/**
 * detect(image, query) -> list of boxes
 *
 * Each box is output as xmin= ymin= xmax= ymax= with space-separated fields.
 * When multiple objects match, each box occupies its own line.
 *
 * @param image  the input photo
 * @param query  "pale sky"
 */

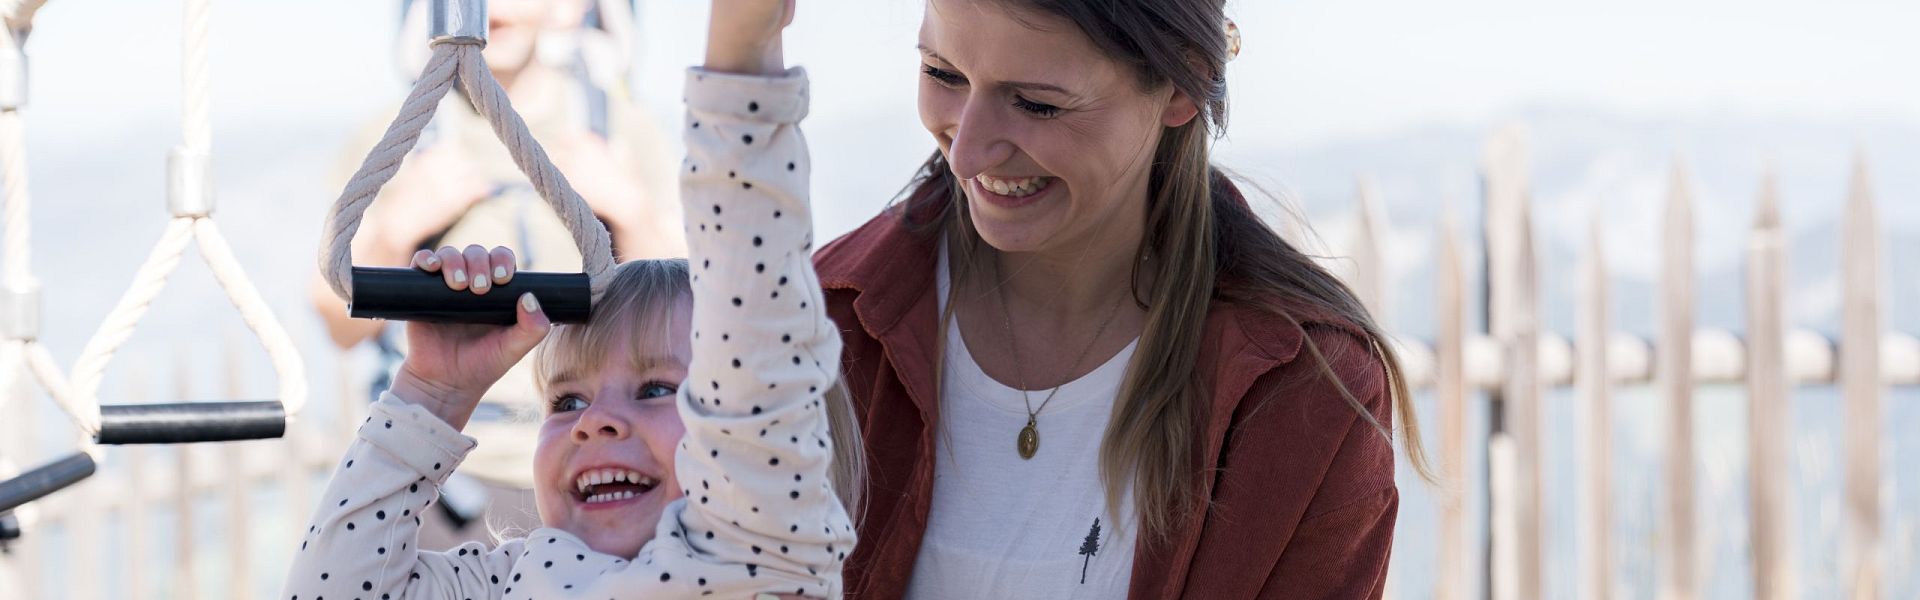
xmin=17 ymin=0 xmax=1919 ymax=147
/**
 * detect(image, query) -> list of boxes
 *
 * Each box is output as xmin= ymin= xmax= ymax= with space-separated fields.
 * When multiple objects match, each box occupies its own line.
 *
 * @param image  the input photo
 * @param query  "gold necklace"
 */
xmin=997 ymin=266 xmax=1128 ymax=460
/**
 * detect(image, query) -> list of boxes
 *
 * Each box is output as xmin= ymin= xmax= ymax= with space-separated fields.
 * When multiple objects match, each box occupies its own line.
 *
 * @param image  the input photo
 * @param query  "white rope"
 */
xmin=65 ymin=0 xmax=310 ymax=416
xmin=1 ymin=111 xmax=29 ymax=286
xmin=65 ymin=218 xmax=194 ymax=419
xmin=0 ymin=5 xmax=82 ymax=434
xmin=319 ymin=41 xmax=615 ymax=304
xmin=181 ymin=0 xmax=208 ymax=152
xmin=193 ymin=219 xmax=307 ymax=414
xmin=11 ymin=0 xmax=309 ymax=430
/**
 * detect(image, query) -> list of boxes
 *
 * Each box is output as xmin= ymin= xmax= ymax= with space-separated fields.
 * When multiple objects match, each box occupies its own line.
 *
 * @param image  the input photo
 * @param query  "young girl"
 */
xmin=283 ymin=3 xmax=855 ymax=596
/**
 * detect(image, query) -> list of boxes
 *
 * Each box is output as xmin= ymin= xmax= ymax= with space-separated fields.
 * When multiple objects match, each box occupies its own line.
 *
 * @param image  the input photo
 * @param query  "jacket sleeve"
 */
xmin=1256 ymin=325 xmax=1398 ymax=598
xmin=1188 ymin=323 xmax=1398 ymax=599
xmin=1260 ymin=487 xmax=1398 ymax=599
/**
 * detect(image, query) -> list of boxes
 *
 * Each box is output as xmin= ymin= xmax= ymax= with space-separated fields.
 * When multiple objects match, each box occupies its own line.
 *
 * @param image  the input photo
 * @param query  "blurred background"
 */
xmin=0 ymin=0 xmax=1914 ymax=598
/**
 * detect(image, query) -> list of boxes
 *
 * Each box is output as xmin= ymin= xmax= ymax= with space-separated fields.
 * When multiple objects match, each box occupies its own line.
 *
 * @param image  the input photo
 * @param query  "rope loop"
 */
xmin=319 ymin=43 xmax=614 ymax=306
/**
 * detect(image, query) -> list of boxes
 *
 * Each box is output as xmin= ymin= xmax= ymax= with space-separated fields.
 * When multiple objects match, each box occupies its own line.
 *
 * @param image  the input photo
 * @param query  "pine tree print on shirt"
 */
xmin=1079 ymin=517 xmax=1101 ymax=584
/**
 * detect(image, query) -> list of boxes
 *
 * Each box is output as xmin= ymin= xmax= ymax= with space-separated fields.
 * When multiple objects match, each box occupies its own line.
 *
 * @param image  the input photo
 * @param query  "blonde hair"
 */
xmin=532 ymin=259 xmax=866 ymax=519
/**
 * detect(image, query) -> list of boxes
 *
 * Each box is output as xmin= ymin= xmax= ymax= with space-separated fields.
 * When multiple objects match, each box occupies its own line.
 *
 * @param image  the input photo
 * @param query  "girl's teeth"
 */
xmin=584 ymin=490 xmax=637 ymax=504
xmin=576 ymin=468 xmax=655 ymax=495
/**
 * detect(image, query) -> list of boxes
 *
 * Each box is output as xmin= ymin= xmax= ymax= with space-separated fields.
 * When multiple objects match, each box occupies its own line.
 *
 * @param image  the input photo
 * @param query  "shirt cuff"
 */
xmin=358 ymin=392 xmax=478 ymax=484
xmin=684 ymin=66 xmax=810 ymax=124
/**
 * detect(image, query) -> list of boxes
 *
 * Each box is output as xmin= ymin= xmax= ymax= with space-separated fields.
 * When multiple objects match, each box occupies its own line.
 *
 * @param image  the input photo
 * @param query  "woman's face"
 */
xmin=531 ymin=297 xmax=693 ymax=558
xmin=917 ymin=0 xmax=1197 ymax=255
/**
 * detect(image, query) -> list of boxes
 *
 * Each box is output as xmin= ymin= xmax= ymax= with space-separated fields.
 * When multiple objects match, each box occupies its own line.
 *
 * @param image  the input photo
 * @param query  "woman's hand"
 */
xmin=705 ymin=0 xmax=795 ymax=75
xmin=387 ymin=245 xmax=552 ymax=430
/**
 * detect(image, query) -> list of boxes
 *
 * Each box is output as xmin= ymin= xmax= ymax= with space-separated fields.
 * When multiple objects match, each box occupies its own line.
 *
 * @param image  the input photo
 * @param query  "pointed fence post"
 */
xmin=1482 ymin=129 xmax=1543 ymax=600
xmin=1577 ymin=212 xmax=1613 ymax=600
xmin=1660 ymin=165 xmax=1698 ymax=600
xmin=1435 ymin=206 xmax=1470 ymax=600
xmin=1747 ymin=170 xmax=1795 ymax=600
xmin=1839 ymin=156 xmax=1882 ymax=600
xmin=174 ymin=356 xmax=197 ymax=600
xmin=1353 ymin=178 xmax=1389 ymax=320
xmin=224 ymin=337 xmax=252 ymax=600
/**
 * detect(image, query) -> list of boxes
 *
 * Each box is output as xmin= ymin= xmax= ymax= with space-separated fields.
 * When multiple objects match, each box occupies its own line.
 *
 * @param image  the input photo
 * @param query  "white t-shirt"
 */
xmin=905 ymin=248 xmax=1140 ymax=599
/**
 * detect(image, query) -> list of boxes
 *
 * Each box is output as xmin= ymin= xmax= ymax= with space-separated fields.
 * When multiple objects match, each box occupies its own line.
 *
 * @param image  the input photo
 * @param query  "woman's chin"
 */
xmin=965 ymin=197 xmax=1066 ymax=255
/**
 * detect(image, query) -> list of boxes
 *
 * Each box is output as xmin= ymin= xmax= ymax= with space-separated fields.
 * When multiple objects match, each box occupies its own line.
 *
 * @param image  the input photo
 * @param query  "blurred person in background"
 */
xmin=308 ymin=0 xmax=684 ymax=546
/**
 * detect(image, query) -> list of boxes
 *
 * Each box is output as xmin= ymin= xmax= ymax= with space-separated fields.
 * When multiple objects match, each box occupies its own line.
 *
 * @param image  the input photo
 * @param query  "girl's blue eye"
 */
xmin=638 ymin=383 xmax=677 ymax=400
xmin=549 ymin=394 xmax=589 ymax=413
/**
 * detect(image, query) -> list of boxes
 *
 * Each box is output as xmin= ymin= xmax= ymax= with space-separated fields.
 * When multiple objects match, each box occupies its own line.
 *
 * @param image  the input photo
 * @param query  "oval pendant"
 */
xmin=1017 ymin=418 xmax=1039 ymax=459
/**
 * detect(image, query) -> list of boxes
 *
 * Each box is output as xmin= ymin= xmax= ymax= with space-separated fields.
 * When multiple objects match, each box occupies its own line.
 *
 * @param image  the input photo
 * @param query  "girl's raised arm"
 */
xmin=632 ymin=3 xmax=857 ymax=592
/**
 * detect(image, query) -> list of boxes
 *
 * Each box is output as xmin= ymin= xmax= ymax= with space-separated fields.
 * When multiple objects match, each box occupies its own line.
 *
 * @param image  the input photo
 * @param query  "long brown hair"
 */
xmin=903 ymin=0 xmax=1432 ymax=542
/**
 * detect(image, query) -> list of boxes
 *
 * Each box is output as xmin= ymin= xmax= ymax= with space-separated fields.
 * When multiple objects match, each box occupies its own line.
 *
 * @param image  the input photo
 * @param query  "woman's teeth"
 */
xmin=574 ymin=467 xmax=656 ymax=504
xmin=977 ymin=175 xmax=1049 ymax=197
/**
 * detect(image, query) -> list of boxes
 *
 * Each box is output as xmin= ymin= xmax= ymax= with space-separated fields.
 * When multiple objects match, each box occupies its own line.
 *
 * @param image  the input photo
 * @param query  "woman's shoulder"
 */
xmin=815 ymin=204 xmax=937 ymax=290
xmin=1206 ymin=294 xmax=1391 ymax=435
xmin=1209 ymin=294 xmax=1381 ymax=380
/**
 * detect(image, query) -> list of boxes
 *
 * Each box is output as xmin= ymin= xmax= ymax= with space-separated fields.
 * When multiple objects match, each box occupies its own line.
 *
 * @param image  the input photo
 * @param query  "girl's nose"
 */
xmin=571 ymin=399 xmax=631 ymax=442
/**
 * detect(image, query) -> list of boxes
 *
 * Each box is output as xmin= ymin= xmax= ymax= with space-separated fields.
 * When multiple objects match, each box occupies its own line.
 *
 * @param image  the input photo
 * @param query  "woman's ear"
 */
xmin=1161 ymin=90 xmax=1200 ymax=128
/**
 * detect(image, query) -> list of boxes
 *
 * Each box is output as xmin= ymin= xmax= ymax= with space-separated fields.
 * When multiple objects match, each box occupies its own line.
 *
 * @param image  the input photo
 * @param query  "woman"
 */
xmin=716 ymin=0 xmax=1430 ymax=596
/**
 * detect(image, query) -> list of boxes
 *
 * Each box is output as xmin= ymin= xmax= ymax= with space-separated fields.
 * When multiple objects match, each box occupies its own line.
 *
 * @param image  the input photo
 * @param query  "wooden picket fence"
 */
xmin=1 ymin=131 xmax=1911 ymax=600
xmin=1357 ymin=131 xmax=1914 ymax=600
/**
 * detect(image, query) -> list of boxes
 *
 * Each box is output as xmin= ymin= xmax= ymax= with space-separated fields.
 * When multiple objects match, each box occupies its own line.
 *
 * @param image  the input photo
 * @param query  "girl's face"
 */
xmin=531 ymin=297 xmax=693 ymax=558
xmin=917 ymin=0 xmax=1197 ymax=256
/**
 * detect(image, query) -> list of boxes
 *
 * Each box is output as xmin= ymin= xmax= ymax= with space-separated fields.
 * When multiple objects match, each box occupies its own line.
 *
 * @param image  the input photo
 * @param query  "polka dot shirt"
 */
xmin=281 ymin=67 xmax=854 ymax=599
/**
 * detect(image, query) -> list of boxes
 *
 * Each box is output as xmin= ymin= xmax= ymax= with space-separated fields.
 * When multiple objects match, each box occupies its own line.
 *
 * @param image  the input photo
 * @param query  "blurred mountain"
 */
xmin=1213 ymin=105 xmax=1920 ymax=341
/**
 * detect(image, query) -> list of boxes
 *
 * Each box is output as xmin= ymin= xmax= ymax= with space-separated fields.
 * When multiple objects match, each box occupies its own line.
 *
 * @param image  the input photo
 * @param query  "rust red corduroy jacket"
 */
xmin=815 ymin=203 xmax=1399 ymax=599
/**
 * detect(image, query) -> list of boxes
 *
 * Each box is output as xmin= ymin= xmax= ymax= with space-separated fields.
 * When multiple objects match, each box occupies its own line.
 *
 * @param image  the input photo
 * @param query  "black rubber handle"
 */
xmin=0 ymin=452 xmax=96 ymax=513
xmin=0 ymin=511 xmax=20 ymax=542
xmin=348 ymin=266 xmax=591 ymax=325
xmin=95 ymin=401 xmax=286 ymax=445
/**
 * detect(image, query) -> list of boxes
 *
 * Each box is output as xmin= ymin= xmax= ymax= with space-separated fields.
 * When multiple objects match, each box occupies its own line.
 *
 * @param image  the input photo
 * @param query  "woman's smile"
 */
xmin=970 ymin=173 xmax=1059 ymax=209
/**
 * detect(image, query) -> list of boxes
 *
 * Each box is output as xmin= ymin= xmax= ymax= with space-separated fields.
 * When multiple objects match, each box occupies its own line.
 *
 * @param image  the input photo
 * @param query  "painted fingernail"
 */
xmin=423 ymin=255 xmax=439 ymax=267
xmin=452 ymin=269 xmax=466 ymax=283
xmin=521 ymin=292 xmax=540 ymax=313
xmin=473 ymin=273 xmax=488 ymax=289
xmin=493 ymin=265 xmax=507 ymax=280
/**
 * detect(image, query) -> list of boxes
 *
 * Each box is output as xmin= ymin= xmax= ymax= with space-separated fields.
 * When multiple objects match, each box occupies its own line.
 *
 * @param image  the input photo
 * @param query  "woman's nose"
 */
xmin=944 ymin=94 xmax=1015 ymax=180
xmin=571 ymin=399 xmax=630 ymax=442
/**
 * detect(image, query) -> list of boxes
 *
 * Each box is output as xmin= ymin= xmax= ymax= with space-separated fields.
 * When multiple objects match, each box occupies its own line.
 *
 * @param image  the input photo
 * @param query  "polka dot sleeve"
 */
xmin=633 ymin=65 xmax=856 ymax=596
xmin=282 ymin=394 xmax=531 ymax=600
